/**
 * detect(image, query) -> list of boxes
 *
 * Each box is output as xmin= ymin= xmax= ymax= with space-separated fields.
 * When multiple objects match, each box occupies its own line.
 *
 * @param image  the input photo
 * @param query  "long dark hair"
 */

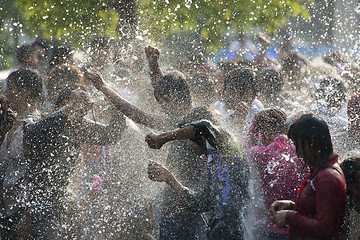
xmin=288 ymin=114 xmax=333 ymax=174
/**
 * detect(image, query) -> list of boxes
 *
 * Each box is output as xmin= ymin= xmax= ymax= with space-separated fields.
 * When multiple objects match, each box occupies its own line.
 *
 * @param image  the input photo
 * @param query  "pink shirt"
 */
xmin=245 ymin=121 xmax=307 ymax=235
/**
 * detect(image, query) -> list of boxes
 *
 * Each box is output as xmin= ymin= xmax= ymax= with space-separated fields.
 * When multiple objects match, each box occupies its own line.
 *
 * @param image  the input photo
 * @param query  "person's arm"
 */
xmin=147 ymin=160 xmax=210 ymax=212
xmin=148 ymin=160 xmax=187 ymax=197
xmin=79 ymin=108 xmax=127 ymax=145
xmin=145 ymin=125 xmax=195 ymax=149
xmin=86 ymin=69 xmax=168 ymax=130
xmin=275 ymin=177 xmax=346 ymax=238
xmin=145 ymin=46 xmax=164 ymax=86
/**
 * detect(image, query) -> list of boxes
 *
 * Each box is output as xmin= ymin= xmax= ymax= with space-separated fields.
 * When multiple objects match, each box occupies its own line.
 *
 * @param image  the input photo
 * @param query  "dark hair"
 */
xmin=16 ymin=44 xmax=32 ymax=65
xmin=315 ymin=77 xmax=346 ymax=109
xmin=187 ymin=73 xmax=215 ymax=106
xmin=6 ymin=69 xmax=43 ymax=100
xmin=341 ymin=157 xmax=360 ymax=187
xmin=48 ymin=44 xmax=73 ymax=70
xmin=256 ymin=108 xmax=289 ymax=135
xmin=224 ymin=67 xmax=257 ymax=98
xmin=55 ymin=85 xmax=87 ymax=109
xmin=282 ymin=52 xmax=301 ymax=72
xmin=288 ymin=114 xmax=333 ymax=171
xmin=47 ymin=64 xmax=85 ymax=102
xmin=256 ymin=67 xmax=284 ymax=98
xmin=33 ymin=38 xmax=50 ymax=50
xmin=218 ymin=61 xmax=238 ymax=77
xmin=153 ymin=73 xmax=192 ymax=105
xmin=182 ymin=106 xmax=216 ymax=124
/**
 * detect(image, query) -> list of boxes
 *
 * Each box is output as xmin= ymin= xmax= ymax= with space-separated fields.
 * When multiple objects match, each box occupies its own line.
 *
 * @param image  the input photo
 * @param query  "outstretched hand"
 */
xmin=86 ymin=68 xmax=106 ymax=90
xmin=147 ymin=160 xmax=172 ymax=183
xmin=145 ymin=46 xmax=160 ymax=63
xmin=145 ymin=132 xmax=165 ymax=149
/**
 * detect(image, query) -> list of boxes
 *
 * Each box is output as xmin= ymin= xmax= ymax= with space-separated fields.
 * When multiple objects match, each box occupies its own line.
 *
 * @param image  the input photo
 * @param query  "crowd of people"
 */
xmin=0 ymin=32 xmax=359 ymax=240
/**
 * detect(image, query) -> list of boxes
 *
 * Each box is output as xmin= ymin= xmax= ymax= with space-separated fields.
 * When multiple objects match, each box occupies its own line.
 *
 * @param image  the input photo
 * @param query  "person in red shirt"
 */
xmin=270 ymin=114 xmax=347 ymax=240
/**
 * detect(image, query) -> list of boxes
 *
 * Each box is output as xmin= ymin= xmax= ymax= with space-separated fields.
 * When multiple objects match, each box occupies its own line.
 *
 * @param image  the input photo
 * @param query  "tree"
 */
xmin=12 ymin=0 xmax=311 ymax=50
xmin=136 ymin=0 xmax=312 ymax=51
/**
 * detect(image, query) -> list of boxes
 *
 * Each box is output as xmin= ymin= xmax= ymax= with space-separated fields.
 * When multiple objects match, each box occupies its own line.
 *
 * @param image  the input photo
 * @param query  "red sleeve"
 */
xmin=286 ymin=176 xmax=346 ymax=239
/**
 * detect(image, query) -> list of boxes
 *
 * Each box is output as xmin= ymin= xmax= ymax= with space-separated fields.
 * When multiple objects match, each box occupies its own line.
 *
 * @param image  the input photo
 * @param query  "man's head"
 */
xmin=89 ymin=36 xmax=112 ymax=67
xmin=5 ymin=69 xmax=43 ymax=109
xmin=340 ymin=157 xmax=360 ymax=212
xmin=153 ymin=72 xmax=192 ymax=116
xmin=48 ymin=43 xmax=73 ymax=70
xmin=55 ymin=86 xmax=93 ymax=121
xmin=222 ymin=67 xmax=257 ymax=109
xmin=47 ymin=64 xmax=85 ymax=103
xmin=256 ymin=67 xmax=284 ymax=99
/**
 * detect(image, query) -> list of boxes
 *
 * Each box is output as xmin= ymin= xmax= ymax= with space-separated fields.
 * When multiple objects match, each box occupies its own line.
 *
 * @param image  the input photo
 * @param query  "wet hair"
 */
xmin=256 ymin=108 xmax=289 ymax=135
xmin=153 ymin=73 xmax=192 ymax=106
xmin=182 ymin=106 xmax=216 ymax=125
xmin=224 ymin=67 xmax=257 ymax=99
xmin=341 ymin=157 xmax=360 ymax=210
xmin=282 ymin=52 xmax=301 ymax=72
xmin=33 ymin=38 xmax=49 ymax=50
xmin=187 ymin=73 xmax=215 ymax=106
xmin=341 ymin=157 xmax=360 ymax=187
xmin=288 ymin=114 xmax=333 ymax=171
xmin=256 ymin=67 xmax=284 ymax=98
xmin=47 ymin=64 xmax=85 ymax=102
xmin=55 ymin=85 xmax=87 ymax=109
xmin=16 ymin=44 xmax=32 ymax=65
xmin=217 ymin=60 xmax=238 ymax=77
xmin=6 ymin=69 xmax=43 ymax=100
xmin=48 ymin=44 xmax=73 ymax=70
xmin=315 ymin=77 xmax=346 ymax=109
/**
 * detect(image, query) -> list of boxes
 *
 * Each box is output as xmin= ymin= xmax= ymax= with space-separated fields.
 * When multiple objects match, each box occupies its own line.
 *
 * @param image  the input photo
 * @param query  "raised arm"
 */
xmin=145 ymin=125 xmax=195 ymax=149
xmin=86 ymin=69 xmax=168 ymax=130
xmin=145 ymin=46 xmax=164 ymax=86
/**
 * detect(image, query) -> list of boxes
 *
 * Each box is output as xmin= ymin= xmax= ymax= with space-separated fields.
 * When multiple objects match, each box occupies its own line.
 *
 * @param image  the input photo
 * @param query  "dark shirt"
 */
xmin=23 ymin=110 xmax=126 ymax=210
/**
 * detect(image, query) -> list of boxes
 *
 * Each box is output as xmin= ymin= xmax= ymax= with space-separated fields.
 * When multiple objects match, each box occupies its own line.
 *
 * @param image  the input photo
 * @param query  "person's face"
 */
xmin=4 ymin=82 xmax=31 ymax=109
xmin=31 ymin=45 xmax=45 ymax=68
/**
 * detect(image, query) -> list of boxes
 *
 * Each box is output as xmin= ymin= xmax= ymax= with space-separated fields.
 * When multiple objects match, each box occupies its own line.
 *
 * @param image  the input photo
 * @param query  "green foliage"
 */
xmin=12 ymin=0 xmax=311 ymax=51
xmin=14 ymin=0 xmax=119 ymax=46
xmin=137 ymin=0 xmax=312 ymax=51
